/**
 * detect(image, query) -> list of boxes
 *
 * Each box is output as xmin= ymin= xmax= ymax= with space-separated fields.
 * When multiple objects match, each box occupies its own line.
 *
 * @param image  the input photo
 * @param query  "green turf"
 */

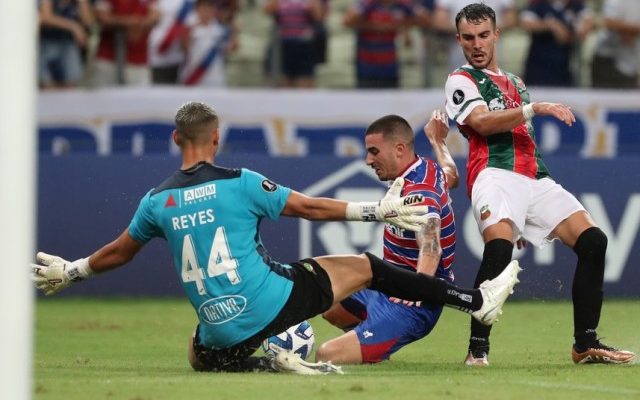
xmin=34 ymin=298 xmax=640 ymax=400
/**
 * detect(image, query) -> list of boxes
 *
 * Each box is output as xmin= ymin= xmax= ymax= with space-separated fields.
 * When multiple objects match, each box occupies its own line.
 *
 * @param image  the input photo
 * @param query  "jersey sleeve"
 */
xmin=444 ymin=73 xmax=486 ymax=125
xmin=128 ymin=190 xmax=164 ymax=243
xmin=403 ymin=182 xmax=442 ymax=220
xmin=241 ymin=169 xmax=292 ymax=221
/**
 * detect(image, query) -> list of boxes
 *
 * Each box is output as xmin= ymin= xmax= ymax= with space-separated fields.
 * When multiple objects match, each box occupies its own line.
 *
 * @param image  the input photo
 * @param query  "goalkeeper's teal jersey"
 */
xmin=128 ymin=162 xmax=293 ymax=348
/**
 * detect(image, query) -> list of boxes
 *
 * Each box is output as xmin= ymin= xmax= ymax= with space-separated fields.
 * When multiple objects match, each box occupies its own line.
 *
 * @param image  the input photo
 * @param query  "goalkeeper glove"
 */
xmin=345 ymin=177 xmax=429 ymax=231
xmin=31 ymin=252 xmax=94 ymax=295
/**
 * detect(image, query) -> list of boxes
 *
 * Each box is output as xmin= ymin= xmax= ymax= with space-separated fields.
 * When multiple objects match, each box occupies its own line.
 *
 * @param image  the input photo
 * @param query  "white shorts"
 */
xmin=471 ymin=168 xmax=586 ymax=247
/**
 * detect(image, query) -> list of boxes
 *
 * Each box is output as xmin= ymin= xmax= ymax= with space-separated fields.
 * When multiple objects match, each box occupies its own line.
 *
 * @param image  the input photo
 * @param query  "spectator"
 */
xmin=415 ymin=0 xmax=437 ymax=86
xmin=179 ymin=0 xmax=233 ymax=86
xmin=432 ymin=0 xmax=517 ymax=74
xmin=148 ymin=0 xmax=195 ymax=85
xmin=312 ymin=0 xmax=329 ymax=66
xmin=212 ymin=0 xmax=239 ymax=26
xmin=264 ymin=0 xmax=323 ymax=88
xmin=520 ymin=0 xmax=594 ymax=87
xmin=92 ymin=0 xmax=160 ymax=86
xmin=212 ymin=0 xmax=240 ymax=52
xmin=591 ymin=0 xmax=640 ymax=88
xmin=344 ymin=0 xmax=418 ymax=89
xmin=38 ymin=0 xmax=96 ymax=89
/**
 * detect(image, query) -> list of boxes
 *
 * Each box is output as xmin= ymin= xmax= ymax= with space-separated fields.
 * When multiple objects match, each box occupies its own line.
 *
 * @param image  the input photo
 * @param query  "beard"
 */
xmin=465 ymin=50 xmax=494 ymax=70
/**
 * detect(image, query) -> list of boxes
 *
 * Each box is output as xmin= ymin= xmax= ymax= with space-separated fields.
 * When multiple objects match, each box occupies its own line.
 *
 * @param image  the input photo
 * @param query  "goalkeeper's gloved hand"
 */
xmin=346 ymin=177 xmax=429 ymax=231
xmin=30 ymin=252 xmax=93 ymax=296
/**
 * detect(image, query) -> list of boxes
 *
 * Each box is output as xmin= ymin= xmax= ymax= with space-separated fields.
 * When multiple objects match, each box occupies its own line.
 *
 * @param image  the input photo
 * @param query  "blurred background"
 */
xmin=37 ymin=0 xmax=640 ymax=300
xmin=38 ymin=0 xmax=639 ymax=89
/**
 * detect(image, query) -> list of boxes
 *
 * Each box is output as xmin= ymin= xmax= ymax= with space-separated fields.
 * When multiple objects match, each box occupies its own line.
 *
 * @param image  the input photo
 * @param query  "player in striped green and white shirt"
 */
xmin=444 ymin=2 xmax=635 ymax=367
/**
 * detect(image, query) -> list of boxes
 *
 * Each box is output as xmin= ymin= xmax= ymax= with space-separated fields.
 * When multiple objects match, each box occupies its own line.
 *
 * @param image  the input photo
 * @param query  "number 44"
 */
xmin=181 ymin=226 xmax=240 ymax=295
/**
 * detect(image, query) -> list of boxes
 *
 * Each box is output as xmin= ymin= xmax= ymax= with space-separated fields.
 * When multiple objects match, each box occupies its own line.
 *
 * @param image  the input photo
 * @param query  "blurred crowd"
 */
xmin=38 ymin=0 xmax=640 ymax=90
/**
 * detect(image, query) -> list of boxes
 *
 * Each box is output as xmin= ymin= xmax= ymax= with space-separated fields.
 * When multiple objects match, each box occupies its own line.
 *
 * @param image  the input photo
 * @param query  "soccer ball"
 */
xmin=262 ymin=320 xmax=315 ymax=360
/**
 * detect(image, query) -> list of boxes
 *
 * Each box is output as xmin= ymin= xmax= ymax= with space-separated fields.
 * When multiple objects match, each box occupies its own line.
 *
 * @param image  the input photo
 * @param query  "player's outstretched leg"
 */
xmin=362 ymin=253 xmax=521 ymax=326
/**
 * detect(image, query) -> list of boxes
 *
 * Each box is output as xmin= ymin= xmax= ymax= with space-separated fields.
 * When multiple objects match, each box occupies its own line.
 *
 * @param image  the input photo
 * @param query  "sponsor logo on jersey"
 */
xmin=198 ymin=295 xmax=247 ymax=325
xmin=452 ymin=89 xmax=465 ymax=105
xmin=363 ymin=330 xmax=374 ymax=338
xmin=387 ymin=224 xmax=405 ymax=236
xmin=261 ymin=179 xmax=278 ymax=192
xmin=165 ymin=194 xmax=177 ymax=208
xmin=480 ymin=204 xmax=491 ymax=221
xmin=403 ymin=194 xmax=424 ymax=205
xmin=184 ymin=184 xmax=216 ymax=203
xmin=488 ymin=97 xmax=506 ymax=111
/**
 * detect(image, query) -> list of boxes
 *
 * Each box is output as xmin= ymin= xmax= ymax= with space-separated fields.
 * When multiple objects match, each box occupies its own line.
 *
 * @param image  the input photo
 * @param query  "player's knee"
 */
xmin=187 ymin=335 xmax=209 ymax=372
xmin=482 ymin=239 xmax=514 ymax=265
xmin=315 ymin=341 xmax=336 ymax=362
xmin=364 ymin=251 xmax=388 ymax=286
xmin=574 ymin=227 xmax=607 ymax=261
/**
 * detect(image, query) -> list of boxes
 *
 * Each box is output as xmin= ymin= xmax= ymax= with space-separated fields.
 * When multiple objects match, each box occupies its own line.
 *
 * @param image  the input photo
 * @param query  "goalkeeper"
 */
xmin=31 ymin=101 xmax=521 ymax=375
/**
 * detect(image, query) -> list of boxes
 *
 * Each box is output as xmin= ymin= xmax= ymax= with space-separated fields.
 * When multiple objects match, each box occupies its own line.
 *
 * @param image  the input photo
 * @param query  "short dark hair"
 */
xmin=455 ymin=2 xmax=496 ymax=31
xmin=365 ymin=114 xmax=414 ymax=149
xmin=174 ymin=101 xmax=219 ymax=143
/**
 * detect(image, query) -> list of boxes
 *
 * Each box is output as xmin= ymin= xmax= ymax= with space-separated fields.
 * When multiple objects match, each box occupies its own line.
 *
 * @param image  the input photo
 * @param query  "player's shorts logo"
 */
xmin=261 ymin=179 xmax=278 ymax=192
xmin=302 ymin=262 xmax=316 ymax=275
xmin=480 ymin=204 xmax=491 ymax=221
xmin=198 ymin=295 xmax=247 ymax=325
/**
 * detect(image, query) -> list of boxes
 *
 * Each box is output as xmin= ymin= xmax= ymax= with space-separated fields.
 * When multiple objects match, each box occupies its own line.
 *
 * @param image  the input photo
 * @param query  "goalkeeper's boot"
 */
xmin=471 ymin=260 xmax=522 ymax=326
xmin=572 ymin=340 xmax=635 ymax=364
xmin=271 ymin=351 xmax=344 ymax=375
xmin=464 ymin=349 xmax=489 ymax=367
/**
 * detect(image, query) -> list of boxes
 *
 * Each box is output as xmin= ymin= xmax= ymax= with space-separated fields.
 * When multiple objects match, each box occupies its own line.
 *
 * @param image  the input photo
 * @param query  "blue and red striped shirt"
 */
xmin=355 ymin=0 xmax=414 ymax=80
xmin=383 ymin=157 xmax=455 ymax=282
xmin=275 ymin=0 xmax=316 ymax=40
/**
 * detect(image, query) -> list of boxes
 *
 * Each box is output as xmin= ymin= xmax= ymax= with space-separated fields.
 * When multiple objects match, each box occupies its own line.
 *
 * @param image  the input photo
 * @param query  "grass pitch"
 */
xmin=35 ymin=298 xmax=639 ymax=400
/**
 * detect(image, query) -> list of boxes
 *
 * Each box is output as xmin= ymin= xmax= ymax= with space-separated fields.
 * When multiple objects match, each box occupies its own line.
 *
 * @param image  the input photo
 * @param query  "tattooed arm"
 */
xmin=415 ymin=215 xmax=442 ymax=276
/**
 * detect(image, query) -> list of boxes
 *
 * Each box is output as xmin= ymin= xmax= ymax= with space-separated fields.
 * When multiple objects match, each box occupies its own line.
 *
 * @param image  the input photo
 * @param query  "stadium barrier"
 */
xmin=37 ymin=88 xmax=640 ymax=298
xmin=38 ymin=155 xmax=640 ymax=298
xmin=39 ymin=87 xmax=640 ymax=158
